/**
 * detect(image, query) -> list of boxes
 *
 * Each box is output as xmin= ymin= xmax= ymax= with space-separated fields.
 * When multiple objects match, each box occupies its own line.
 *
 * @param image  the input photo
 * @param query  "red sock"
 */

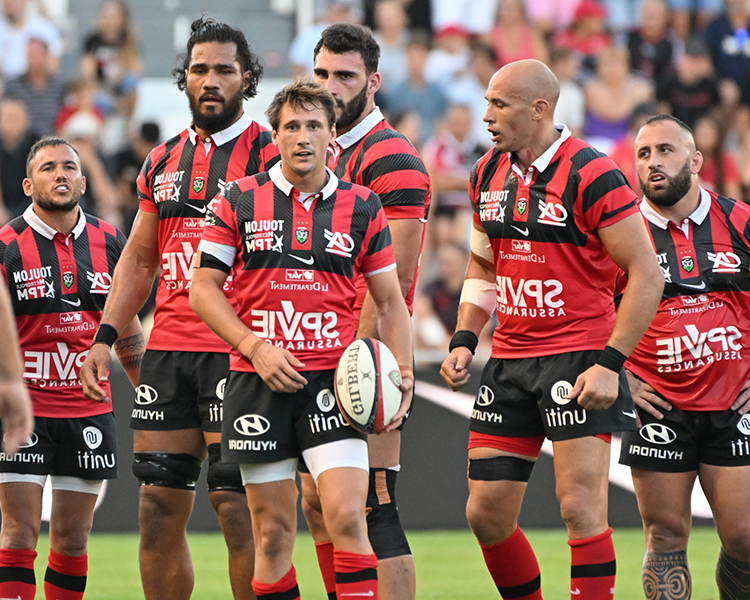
xmin=316 ymin=542 xmax=337 ymax=599
xmin=44 ymin=550 xmax=87 ymax=600
xmin=0 ymin=548 xmax=37 ymax=600
xmin=252 ymin=565 xmax=301 ymax=599
xmin=569 ymin=528 xmax=616 ymax=599
xmin=480 ymin=525 xmax=542 ymax=599
xmin=333 ymin=549 xmax=377 ymax=599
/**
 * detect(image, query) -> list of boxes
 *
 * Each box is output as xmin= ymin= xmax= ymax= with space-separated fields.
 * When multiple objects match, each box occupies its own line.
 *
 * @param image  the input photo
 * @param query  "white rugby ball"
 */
xmin=334 ymin=338 xmax=402 ymax=434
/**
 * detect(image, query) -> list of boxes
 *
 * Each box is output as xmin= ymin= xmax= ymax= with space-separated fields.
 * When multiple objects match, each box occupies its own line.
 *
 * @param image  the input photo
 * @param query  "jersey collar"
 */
xmin=333 ymin=106 xmax=384 ymax=150
xmin=188 ymin=112 xmax=253 ymax=146
xmin=23 ymin=204 xmax=86 ymax=240
xmin=269 ymin=162 xmax=339 ymax=201
xmin=640 ymin=186 xmax=711 ymax=229
xmin=510 ymin=124 xmax=571 ymax=183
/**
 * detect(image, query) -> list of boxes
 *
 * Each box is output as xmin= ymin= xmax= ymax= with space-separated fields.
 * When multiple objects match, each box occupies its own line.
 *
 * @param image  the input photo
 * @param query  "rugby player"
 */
xmin=0 ymin=137 xmax=143 ymax=600
xmin=80 ymin=18 xmax=278 ymax=600
xmin=190 ymin=80 xmax=414 ymax=600
xmin=620 ymin=114 xmax=750 ymax=600
xmin=440 ymin=59 xmax=664 ymax=599
xmin=300 ymin=23 xmax=431 ymax=600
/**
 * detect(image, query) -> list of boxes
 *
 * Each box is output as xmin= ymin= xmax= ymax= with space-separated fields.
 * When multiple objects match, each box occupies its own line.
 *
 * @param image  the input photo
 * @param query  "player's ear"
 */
xmin=368 ymin=71 xmax=381 ymax=95
xmin=22 ymin=178 xmax=33 ymax=198
xmin=271 ymin=128 xmax=279 ymax=146
xmin=80 ymin=175 xmax=87 ymax=195
xmin=532 ymin=98 xmax=550 ymax=121
xmin=691 ymin=150 xmax=703 ymax=174
xmin=242 ymin=71 xmax=251 ymax=93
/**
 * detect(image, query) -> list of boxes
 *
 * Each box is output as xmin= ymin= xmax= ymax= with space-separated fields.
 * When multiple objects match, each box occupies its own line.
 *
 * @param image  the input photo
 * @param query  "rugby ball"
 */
xmin=334 ymin=338 xmax=403 ymax=434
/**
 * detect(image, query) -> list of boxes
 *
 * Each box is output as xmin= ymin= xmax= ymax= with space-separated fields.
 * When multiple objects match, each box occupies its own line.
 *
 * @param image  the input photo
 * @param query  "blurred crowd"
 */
xmin=1 ymin=0 xmax=749 ymax=359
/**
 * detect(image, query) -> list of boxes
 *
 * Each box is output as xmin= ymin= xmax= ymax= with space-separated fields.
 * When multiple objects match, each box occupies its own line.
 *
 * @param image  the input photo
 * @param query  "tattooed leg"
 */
xmin=716 ymin=548 xmax=750 ymax=600
xmin=642 ymin=551 xmax=691 ymax=600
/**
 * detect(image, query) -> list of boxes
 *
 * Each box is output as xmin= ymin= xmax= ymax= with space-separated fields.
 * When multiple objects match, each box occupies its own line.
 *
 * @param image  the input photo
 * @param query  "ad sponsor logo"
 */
xmin=639 ymin=423 xmax=677 ymax=445
xmin=233 ymin=415 xmax=271 ymax=436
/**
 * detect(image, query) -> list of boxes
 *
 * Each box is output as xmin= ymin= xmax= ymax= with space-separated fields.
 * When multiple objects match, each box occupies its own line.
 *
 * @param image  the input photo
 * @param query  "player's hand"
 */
xmin=440 ymin=348 xmax=473 ymax=391
xmin=81 ymin=344 xmax=113 ymax=403
xmin=250 ymin=343 xmax=308 ymax=393
xmin=731 ymin=378 xmax=750 ymax=414
xmin=0 ymin=379 xmax=33 ymax=455
xmin=625 ymin=370 xmax=671 ymax=424
xmin=384 ymin=370 xmax=414 ymax=432
xmin=567 ymin=364 xmax=619 ymax=411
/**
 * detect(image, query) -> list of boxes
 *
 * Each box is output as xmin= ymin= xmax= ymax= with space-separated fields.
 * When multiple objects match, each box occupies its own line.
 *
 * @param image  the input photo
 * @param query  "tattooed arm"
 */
xmin=113 ymin=317 xmax=145 ymax=390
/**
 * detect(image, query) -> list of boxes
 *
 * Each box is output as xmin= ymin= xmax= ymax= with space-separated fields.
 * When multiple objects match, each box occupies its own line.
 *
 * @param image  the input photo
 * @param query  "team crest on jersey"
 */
xmin=681 ymin=256 xmax=694 ymax=273
xmin=62 ymin=272 xmax=74 ymax=289
xmin=295 ymin=228 xmax=309 ymax=245
xmin=193 ymin=177 xmax=205 ymax=194
xmin=513 ymin=188 xmax=530 ymax=222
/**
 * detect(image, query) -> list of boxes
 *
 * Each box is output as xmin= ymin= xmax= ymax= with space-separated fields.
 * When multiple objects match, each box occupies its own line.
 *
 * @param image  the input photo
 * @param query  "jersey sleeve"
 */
xmin=199 ymin=184 xmax=241 ymax=271
xmin=360 ymin=132 xmax=431 ymax=221
xmin=136 ymin=150 xmax=158 ymax=214
xmin=575 ymin=148 xmax=639 ymax=231
xmin=360 ymin=191 xmax=396 ymax=277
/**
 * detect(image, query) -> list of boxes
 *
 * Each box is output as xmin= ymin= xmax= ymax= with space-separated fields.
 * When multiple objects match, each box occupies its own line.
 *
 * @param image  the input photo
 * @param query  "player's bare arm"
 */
xmin=624 ymin=370 xmax=671 ymax=425
xmin=365 ymin=267 xmax=414 ymax=430
xmin=440 ymin=225 xmax=495 ymax=392
xmin=0 ymin=280 xmax=33 ymax=455
xmin=81 ymin=210 xmax=160 ymax=401
xmin=730 ymin=378 xmax=750 ymax=414
xmin=357 ymin=218 xmax=424 ymax=338
xmin=113 ymin=318 xmax=146 ymax=390
xmin=189 ymin=254 xmax=308 ymax=393
xmin=568 ymin=212 xmax=664 ymax=410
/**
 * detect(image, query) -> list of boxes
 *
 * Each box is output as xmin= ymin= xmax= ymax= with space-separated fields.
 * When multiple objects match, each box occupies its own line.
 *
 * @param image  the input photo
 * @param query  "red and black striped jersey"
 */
xmin=328 ymin=107 xmax=430 ymax=314
xmin=470 ymin=127 xmax=639 ymax=358
xmin=0 ymin=206 xmax=126 ymax=418
xmin=622 ymin=189 xmax=750 ymax=410
xmin=198 ymin=163 xmax=396 ymax=372
xmin=137 ymin=113 xmax=280 ymax=352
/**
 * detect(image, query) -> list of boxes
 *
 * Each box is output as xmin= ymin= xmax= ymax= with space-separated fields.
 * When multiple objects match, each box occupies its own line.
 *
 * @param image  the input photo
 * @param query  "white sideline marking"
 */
xmin=414 ymin=380 xmax=712 ymax=519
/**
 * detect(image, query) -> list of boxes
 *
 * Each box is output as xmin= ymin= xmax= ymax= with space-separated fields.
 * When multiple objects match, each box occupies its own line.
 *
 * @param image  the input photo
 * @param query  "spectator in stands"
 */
xmin=2 ymin=36 xmax=65 ymax=137
xmin=80 ymin=0 xmax=141 ymax=152
xmin=445 ymin=43 xmax=498 ymax=150
xmin=431 ymin=0 xmax=498 ymax=36
xmin=412 ymin=243 xmax=469 ymax=353
xmin=550 ymin=46 xmax=586 ymax=137
xmin=481 ymin=0 xmax=548 ymax=68
xmin=110 ymin=120 xmax=160 ymax=236
xmin=0 ymin=0 xmax=62 ymax=81
xmin=0 ymin=98 xmax=37 ymax=220
xmin=372 ymin=0 xmax=409 ymax=95
xmin=55 ymin=77 xmax=106 ymax=140
xmin=553 ymin=0 xmax=612 ymax=74
xmin=389 ymin=110 xmax=425 ymax=150
xmin=424 ymin=24 xmax=472 ymax=89
xmin=383 ymin=31 xmax=447 ymax=141
xmin=694 ymin=113 xmax=742 ymax=200
xmin=288 ymin=0 xmax=361 ymax=78
xmin=627 ymin=0 xmax=679 ymax=84
xmin=362 ymin=0 xmax=432 ymax=35
xmin=703 ymin=0 xmax=750 ymax=117
xmin=671 ymin=0 xmax=723 ymax=40
xmin=602 ymin=0 xmax=640 ymax=33
xmin=609 ymin=101 xmax=660 ymax=196
xmin=656 ymin=35 xmax=719 ymax=129
xmin=583 ymin=45 xmax=654 ymax=153
xmin=525 ymin=0 xmax=578 ymax=39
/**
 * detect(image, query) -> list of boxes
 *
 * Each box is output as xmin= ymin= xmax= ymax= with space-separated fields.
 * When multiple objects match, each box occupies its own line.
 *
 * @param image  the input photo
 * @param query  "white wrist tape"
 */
xmin=470 ymin=226 xmax=493 ymax=263
xmin=460 ymin=278 xmax=496 ymax=316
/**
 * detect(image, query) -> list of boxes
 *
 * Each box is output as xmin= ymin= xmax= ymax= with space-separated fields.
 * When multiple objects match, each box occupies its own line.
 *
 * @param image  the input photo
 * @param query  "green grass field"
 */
xmin=29 ymin=527 xmax=722 ymax=599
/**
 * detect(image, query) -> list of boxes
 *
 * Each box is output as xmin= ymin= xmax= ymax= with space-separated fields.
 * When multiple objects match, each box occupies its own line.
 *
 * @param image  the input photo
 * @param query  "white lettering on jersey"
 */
xmin=250 ymin=300 xmax=340 ymax=342
xmin=153 ymin=171 xmax=184 ymax=203
xmin=478 ymin=190 xmax=509 ymax=223
xmin=23 ymin=342 xmax=88 ymax=380
xmin=324 ymin=229 xmax=355 ymax=258
xmin=162 ymin=241 xmax=195 ymax=283
xmin=655 ymin=324 xmax=742 ymax=365
xmin=87 ymin=271 xmax=112 ymax=294
xmin=707 ymin=251 xmax=741 ymax=273
xmin=537 ymin=199 xmax=567 ymax=227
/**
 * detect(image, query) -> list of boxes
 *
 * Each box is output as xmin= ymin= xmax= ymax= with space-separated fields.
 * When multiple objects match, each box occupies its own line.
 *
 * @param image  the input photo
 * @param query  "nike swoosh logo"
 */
xmin=290 ymin=255 xmax=314 ymax=265
xmin=61 ymin=298 xmax=81 ymax=307
xmin=571 ymin=590 xmax=582 ymax=596
xmin=186 ymin=203 xmax=207 ymax=214
xmin=340 ymin=593 xmax=375 ymax=597
xmin=511 ymin=225 xmax=529 ymax=236
xmin=680 ymin=281 xmax=706 ymax=290
xmin=622 ymin=410 xmax=637 ymax=419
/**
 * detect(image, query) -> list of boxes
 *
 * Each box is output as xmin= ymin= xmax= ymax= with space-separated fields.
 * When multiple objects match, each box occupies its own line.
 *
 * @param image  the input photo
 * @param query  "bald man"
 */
xmin=619 ymin=114 xmax=750 ymax=600
xmin=441 ymin=59 xmax=664 ymax=599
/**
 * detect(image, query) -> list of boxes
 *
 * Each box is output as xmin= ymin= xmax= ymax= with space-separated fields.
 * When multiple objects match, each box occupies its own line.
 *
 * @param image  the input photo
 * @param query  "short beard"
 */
xmin=640 ymin=159 xmax=693 ymax=207
xmin=189 ymin=87 xmax=245 ymax=135
xmin=33 ymin=191 xmax=80 ymax=213
xmin=336 ymin=83 xmax=368 ymax=131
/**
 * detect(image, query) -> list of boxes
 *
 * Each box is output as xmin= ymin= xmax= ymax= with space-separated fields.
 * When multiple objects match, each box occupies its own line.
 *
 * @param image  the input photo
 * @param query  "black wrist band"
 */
xmin=92 ymin=323 xmax=119 ymax=348
xmin=449 ymin=330 xmax=479 ymax=355
xmin=595 ymin=345 xmax=627 ymax=373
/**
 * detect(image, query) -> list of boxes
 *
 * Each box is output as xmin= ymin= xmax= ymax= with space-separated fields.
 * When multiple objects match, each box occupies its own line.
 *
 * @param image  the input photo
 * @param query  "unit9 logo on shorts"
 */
xmin=83 ymin=426 xmax=103 ymax=449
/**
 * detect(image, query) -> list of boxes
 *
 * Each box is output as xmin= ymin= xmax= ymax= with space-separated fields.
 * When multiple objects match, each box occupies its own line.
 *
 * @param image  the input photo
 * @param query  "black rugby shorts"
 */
xmin=470 ymin=350 xmax=636 ymax=441
xmin=131 ymin=350 xmax=229 ymax=432
xmin=0 ymin=413 xmax=118 ymax=479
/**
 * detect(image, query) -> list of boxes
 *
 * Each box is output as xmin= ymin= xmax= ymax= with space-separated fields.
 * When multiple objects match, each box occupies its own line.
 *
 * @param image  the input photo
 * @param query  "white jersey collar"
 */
xmin=269 ymin=162 xmax=338 ymax=201
xmin=334 ymin=106 xmax=384 ymax=150
xmin=23 ymin=204 xmax=86 ymax=240
xmin=640 ymin=186 xmax=711 ymax=230
xmin=188 ymin=112 xmax=254 ymax=147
